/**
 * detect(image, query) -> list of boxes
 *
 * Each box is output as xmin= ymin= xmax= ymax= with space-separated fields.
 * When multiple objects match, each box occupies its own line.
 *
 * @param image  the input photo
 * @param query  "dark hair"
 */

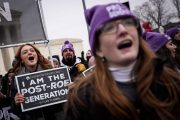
xmin=52 ymin=55 xmax=60 ymax=65
xmin=172 ymin=40 xmax=180 ymax=69
xmin=156 ymin=45 xmax=177 ymax=70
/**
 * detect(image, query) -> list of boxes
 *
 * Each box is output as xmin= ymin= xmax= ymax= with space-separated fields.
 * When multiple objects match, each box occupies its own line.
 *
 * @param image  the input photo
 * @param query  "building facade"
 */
xmin=0 ymin=38 xmax=84 ymax=75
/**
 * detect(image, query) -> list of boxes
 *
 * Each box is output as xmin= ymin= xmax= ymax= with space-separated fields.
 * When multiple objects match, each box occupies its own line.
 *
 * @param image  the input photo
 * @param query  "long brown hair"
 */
xmin=135 ymin=38 xmax=180 ymax=120
xmin=12 ymin=43 xmax=52 ymax=73
xmin=65 ymin=36 xmax=180 ymax=120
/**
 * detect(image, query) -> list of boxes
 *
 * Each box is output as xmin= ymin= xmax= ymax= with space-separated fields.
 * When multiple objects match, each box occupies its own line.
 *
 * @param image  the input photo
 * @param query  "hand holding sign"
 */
xmin=14 ymin=92 xmax=25 ymax=105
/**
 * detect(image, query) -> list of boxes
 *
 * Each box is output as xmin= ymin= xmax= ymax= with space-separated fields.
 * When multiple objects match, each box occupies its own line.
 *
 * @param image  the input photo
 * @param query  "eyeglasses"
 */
xmin=100 ymin=18 xmax=139 ymax=35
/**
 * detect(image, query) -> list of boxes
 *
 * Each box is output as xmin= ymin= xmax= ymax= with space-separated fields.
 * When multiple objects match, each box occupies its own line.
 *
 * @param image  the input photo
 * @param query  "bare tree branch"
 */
xmin=171 ymin=0 xmax=180 ymax=19
xmin=133 ymin=0 xmax=176 ymax=29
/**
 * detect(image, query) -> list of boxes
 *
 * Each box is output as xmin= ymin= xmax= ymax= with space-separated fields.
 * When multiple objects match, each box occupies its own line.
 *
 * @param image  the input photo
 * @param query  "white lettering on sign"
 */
xmin=48 ymin=74 xmax=65 ymax=81
xmin=24 ymin=89 xmax=68 ymax=103
xmin=21 ymin=84 xmax=47 ymax=95
xmin=0 ymin=2 xmax=12 ymax=22
xmin=22 ymin=78 xmax=44 ymax=88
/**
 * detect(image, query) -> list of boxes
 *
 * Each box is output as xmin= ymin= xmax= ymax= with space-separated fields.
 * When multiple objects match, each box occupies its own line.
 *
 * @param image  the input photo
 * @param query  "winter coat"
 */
xmin=65 ymin=59 xmax=180 ymax=120
xmin=0 ymin=72 xmax=20 ymax=120
xmin=61 ymin=56 xmax=86 ymax=81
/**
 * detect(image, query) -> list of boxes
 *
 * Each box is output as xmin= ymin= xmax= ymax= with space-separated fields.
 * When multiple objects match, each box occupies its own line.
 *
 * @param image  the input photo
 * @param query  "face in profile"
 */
xmin=62 ymin=48 xmax=74 ymax=61
xmin=20 ymin=45 xmax=38 ymax=67
xmin=86 ymin=50 xmax=92 ymax=60
xmin=53 ymin=61 xmax=60 ymax=68
xmin=86 ymin=50 xmax=92 ymax=57
xmin=174 ymin=31 xmax=180 ymax=41
xmin=165 ymin=40 xmax=177 ymax=58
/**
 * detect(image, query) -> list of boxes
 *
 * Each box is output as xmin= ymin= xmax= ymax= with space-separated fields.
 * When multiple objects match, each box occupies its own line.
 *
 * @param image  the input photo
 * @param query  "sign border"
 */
xmin=15 ymin=66 xmax=71 ymax=112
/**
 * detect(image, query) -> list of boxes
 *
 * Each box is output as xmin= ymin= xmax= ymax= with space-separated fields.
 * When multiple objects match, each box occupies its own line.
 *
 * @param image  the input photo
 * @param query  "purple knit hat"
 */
xmin=143 ymin=32 xmax=171 ymax=52
xmin=166 ymin=27 xmax=180 ymax=39
xmin=85 ymin=3 xmax=136 ymax=55
xmin=61 ymin=40 xmax=74 ymax=54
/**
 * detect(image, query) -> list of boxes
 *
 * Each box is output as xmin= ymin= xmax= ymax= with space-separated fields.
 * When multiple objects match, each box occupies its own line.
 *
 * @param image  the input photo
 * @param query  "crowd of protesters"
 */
xmin=0 ymin=2 xmax=180 ymax=120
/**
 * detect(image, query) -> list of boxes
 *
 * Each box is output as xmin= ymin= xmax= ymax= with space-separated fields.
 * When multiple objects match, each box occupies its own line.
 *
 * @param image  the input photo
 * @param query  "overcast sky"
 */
xmin=41 ymin=0 xmax=147 ymax=52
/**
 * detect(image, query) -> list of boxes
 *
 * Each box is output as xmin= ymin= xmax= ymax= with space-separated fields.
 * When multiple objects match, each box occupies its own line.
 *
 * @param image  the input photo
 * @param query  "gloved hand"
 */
xmin=75 ymin=63 xmax=86 ymax=73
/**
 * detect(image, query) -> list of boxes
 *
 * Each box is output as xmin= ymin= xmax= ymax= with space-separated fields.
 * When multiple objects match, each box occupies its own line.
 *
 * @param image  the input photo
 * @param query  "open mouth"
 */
xmin=28 ymin=56 xmax=34 ymax=61
xmin=118 ymin=40 xmax=132 ymax=49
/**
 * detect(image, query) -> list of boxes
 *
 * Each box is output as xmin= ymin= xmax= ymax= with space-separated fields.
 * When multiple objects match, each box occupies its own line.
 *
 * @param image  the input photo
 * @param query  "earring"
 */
xmin=101 ymin=57 xmax=106 ymax=62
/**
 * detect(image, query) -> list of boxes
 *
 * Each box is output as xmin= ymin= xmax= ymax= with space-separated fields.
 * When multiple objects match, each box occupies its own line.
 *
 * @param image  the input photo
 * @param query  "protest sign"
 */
xmin=82 ymin=65 xmax=95 ymax=77
xmin=15 ymin=67 xmax=71 ymax=112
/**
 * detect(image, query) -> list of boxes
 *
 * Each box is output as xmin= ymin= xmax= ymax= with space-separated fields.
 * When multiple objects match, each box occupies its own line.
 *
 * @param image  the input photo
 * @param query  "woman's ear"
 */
xmin=96 ymin=48 xmax=104 ymax=58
